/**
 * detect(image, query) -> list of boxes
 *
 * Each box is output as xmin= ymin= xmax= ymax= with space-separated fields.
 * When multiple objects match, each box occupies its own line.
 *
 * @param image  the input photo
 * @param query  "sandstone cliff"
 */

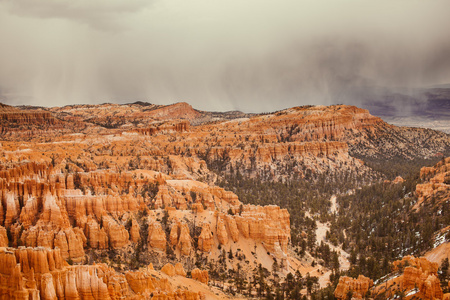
xmin=415 ymin=157 xmax=450 ymax=209
xmin=334 ymin=275 xmax=373 ymax=300
xmin=0 ymin=104 xmax=84 ymax=141
xmin=337 ymin=256 xmax=446 ymax=300
xmin=0 ymin=247 xmax=205 ymax=300
xmin=0 ymin=156 xmax=291 ymax=265
xmin=1 ymin=102 xmax=449 ymax=299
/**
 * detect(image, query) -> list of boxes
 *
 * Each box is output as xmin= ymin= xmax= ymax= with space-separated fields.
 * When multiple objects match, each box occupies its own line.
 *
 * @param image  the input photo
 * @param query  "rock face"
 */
xmin=216 ymin=215 xmax=228 ymax=245
xmin=174 ymin=263 xmax=186 ymax=277
xmin=102 ymin=215 xmax=129 ymax=248
xmin=161 ymin=263 xmax=176 ymax=277
xmin=0 ymin=226 xmax=8 ymax=247
xmin=84 ymin=217 xmax=108 ymax=249
xmin=415 ymin=157 xmax=450 ymax=209
xmin=0 ymin=157 xmax=291 ymax=262
xmin=169 ymin=222 xmax=192 ymax=255
xmin=237 ymin=205 xmax=291 ymax=256
xmin=129 ymin=218 xmax=141 ymax=243
xmin=133 ymin=120 xmax=190 ymax=136
xmin=0 ymin=247 xmax=203 ymax=300
xmin=191 ymin=205 xmax=291 ymax=258
xmin=191 ymin=268 xmax=209 ymax=284
xmin=0 ymin=104 xmax=77 ymax=141
xmin=335 ymin=256 xmax=447 ymax=300
xmin=49 ymin=102 xmax=199 ymax=132
xmin=148 ymin=220 xmax=166 ymax=251
xmin=2 ymin=102 xmax=448 ymax=299
xmin=198 ymin=223 xmax=214 ymax=252
xmin=0 ymin=247 xmax=112 ymax=299
xmin=371 ymin=256 xmax=444 ymax=300
xmin=334 ymin=275 xmax=373 ymax=300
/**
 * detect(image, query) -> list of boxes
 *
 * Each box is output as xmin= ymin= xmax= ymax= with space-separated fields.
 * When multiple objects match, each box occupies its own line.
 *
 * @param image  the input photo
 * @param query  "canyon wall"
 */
xmin=335 ymin=256 xmax=449 ymax=300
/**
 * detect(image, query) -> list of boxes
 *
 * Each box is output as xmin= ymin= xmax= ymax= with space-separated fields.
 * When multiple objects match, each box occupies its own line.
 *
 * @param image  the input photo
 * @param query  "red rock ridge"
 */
xmin=0 ymin=247 xmax=204 ymax=299
xmin=415 ymin=157 xmax=450 ymax=209
xmin=337 ymin=256 xmax=446 ymax=300
xmin=0 ymin=158 xmax=291 ymax=261
xmin=132 ymin=120 xmax=190 ymax=136
xmin=334 ymin=275 xmax=373 ymax=300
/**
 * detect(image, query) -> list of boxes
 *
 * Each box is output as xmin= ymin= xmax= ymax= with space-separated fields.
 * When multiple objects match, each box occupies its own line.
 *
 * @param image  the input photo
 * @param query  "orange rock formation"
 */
xmin=2 ymin=102 xmax=448 ymax=299
xmin=0 ymin=247 xmax=204 ymax=299
xmin=334 ymin=275 xmax=373 ymax=300
xmin=415 ymin=157 xmax=450 ymax=209
xmin=373 ymin=256 xmax=444 ymax=300
xmin=191 ymin=268 xmax=209 ymax=284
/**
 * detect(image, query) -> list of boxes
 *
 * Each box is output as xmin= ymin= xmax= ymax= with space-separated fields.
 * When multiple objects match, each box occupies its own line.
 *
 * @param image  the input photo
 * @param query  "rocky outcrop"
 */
xmin=53 ymin=227 xmax=86 ymax=261
xmin=236 ymin=205 xmax=290 ymax=256
xmin=0 ymin=110 xmax=59 ymax=126
xmin=169 ymin=222 xmax=192 ymax=255
xmin=337 ymin=256 xmax=446 ymax=300
xmin=161 ymin=263 xmax=176 ymax=277
xmin=0 ymin=247 xmax=205 ymax=300
xmin=193 ymin=206 xmax=291 ymax=257
xmin=50 ymin=102 xmax=199 ymax=133
xmin=101 ymin=215 xmax=129 ymax=248
xmin=371 ymin=256 xmax=444 ymax=300
xmin=415 ymin=157 xmax=450 ymax=209
xmin=216 ymin=215 xmax=228 ymax=245
xmin=0 ymin=247 xmax=112 ymax=299
xmin=145 ymin=102 xmax=201 ymax=121
xmin=225 ymin=215 xmax=239 ymax=243
xmin=334 ymin=275 xmax=373 ymax=300
xmin=148 ymin=220 xmax=166 ymax=251
xmin=0 ymin=156 xmax=291 ymax=260
xmin=132 ymin=120 xmax=190 ymax=136
xmin=198 ymin=223 xmax=214 ymax=252
xmin=0 ymin=226 xmax=8 ymax=247
xmin=6 ymin=103 xmax=445 ymax=299
xmin=129 ymin=218 xmax=141 ymax=243
xmin=174 ymin=263 xmax=186 ymax=277
xmin=154 ymin=185 xmax=187 ymax=210
xmin=125 ymin=265 xmax=174 ymax=296
xmin=191 ymin=268 xmax=209 ymax=284
xmin=0 ymin=105 xmax=75 ymax=140
xmin=392 ymin=255 xmax=439 ymax=274
xmin=21 ymin=227 xmax=86 ymax=262
xmin=84 ymin=217 xmax=109 ymax=249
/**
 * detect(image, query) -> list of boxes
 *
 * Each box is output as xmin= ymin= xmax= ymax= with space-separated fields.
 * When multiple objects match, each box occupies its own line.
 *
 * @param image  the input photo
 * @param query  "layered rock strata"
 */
xmin=0 ymin=247 xmax=204 ymax=300
xmin=337 ymin=256 xmax=447 ymax=300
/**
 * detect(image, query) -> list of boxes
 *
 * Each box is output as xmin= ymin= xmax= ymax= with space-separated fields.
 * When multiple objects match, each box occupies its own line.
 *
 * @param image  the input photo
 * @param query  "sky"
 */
xmin=0 ymin=0 xmax=450 ymax=113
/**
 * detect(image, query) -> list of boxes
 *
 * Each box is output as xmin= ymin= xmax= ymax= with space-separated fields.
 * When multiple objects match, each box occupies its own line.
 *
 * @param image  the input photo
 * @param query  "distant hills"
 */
xmin=354 ymin=87 xmax=450 ymax=133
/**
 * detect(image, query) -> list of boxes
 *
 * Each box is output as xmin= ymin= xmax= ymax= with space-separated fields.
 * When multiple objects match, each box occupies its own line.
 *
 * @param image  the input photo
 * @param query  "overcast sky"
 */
xmin=0 ymin=0 xmax=449 ymax=112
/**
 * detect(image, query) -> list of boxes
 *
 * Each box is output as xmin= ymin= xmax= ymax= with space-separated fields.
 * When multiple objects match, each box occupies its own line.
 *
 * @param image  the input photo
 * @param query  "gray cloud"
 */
xmin=3 ymin=0 xmax=153 ymax=30
xmin=0 ymin=0 xmax=449 ymax=112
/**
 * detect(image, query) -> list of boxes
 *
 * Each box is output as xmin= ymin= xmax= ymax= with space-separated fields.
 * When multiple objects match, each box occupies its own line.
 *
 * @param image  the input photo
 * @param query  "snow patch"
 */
xmin=405 ymin=288 xmax=419 ymax=297
xmin=433 ymin=232 xmax=447 ymax=248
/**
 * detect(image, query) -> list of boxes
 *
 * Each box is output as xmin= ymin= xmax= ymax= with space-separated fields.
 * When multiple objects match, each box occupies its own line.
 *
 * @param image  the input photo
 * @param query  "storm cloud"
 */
xmin=0 ymin=0 xmax=449 ymax=112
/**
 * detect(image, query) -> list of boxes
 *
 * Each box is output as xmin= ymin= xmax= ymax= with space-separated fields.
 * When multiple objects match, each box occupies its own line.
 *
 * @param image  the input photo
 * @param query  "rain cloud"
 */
xmin=0 ymin=0 xmax=449 ymax=112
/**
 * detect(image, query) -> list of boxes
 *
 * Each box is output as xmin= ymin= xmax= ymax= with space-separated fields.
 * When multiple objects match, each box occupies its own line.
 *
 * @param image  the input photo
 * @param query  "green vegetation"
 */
xmin=353 ymin=156 xmax=444 ymax=180
xmin=214 ymin=154 xmax=448 ymax=297
xmin=439 ymin=258 xmax=450 ymax=293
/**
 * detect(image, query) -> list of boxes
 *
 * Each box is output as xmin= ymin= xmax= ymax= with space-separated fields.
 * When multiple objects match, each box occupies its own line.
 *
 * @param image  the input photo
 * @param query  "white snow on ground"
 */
xmin=374 ymin=273 xmax=401 ymax=285
xmin=329 ymin=195 xmax=337 ymax=214
xmin=433 ymin=232 xmax=447 ymax=248
xmin=405 ymin=288 xmax=419 ymax=297
xmin=315 ymin=195 xmax=350 ymax=287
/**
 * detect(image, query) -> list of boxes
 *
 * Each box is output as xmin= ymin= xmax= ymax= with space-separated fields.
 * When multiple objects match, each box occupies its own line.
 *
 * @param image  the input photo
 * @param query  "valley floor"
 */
xmin=383 ymin=116 xmax=450 ymax=134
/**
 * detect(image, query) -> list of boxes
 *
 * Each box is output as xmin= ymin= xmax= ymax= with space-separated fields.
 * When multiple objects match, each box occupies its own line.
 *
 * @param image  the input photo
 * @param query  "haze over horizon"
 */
xmin=1 ymin=0 xmax=450 ymax=113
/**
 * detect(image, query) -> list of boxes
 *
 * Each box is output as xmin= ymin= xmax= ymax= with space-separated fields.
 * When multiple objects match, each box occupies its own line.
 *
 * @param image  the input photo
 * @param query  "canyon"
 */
xmin=0 ymin=101 xmax=449 ymax=299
